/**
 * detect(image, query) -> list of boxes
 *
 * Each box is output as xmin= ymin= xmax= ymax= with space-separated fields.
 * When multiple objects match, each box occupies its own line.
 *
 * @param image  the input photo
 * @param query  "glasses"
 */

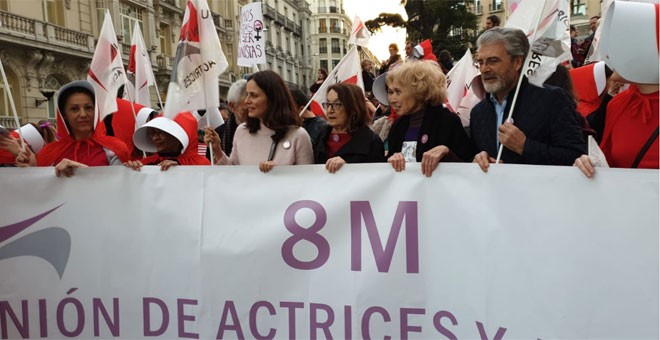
xmin=322 ymin=102 xmax=344 ymax=111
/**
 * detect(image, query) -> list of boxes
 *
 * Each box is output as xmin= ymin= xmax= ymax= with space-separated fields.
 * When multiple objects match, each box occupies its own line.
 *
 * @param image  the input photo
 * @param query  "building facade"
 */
xmin=308 ymin=0 xmax=350 ymax=75
xmin=0 ymin=0 xmax=313 ymax=128
xmin=259 ymin=0 xmax=313 ymax=90
xmin=467 ymin=0 xmax=603 ymax=40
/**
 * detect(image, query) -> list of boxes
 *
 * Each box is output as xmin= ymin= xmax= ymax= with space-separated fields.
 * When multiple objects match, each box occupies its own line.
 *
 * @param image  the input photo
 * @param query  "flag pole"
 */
xmin=0 ymin=58 xmax=26 ymax=151
xmin=495 ymin=0 xmax=547 ymax=164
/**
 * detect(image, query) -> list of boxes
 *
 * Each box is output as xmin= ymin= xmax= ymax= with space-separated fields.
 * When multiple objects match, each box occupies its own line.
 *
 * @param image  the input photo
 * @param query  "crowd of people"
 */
xmin=0 ymin=1 xmax=657 ymax=179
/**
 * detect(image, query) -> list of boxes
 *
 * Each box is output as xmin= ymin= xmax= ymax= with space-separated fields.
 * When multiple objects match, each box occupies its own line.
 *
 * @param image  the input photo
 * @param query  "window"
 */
xmin=320 ymin=60 xmax=328 ymax=71
xmin=0 ymin=72 xmax=21 ymax=125
xmin=571 ymin=0 xmax=586 ymax=16
xmin=330 ymin=19 xmax=339 ymax=33
xmin=319 ymin=19 xmax=327 ymax=33
xmin=332 ymin=59 xmax=339 ymax=69
xmin=331 ymin=38 xmax=340 ymax=53
xmin=489 ymin=0 xmax=502 ymax=12
xmin=0 ymin=0 xmax=9 ymax=11
xmin=44 ymin=0 xmax=64 ymax=26
xmin=44 ymin=75 xmax=62 ymax=119
xmin=160 ymin=24 xmax=172 ymax=56
xmin=319 ymin=38 xmax=327 ymax=54
xmin=120 ymin=3 xmax=143 ymax=42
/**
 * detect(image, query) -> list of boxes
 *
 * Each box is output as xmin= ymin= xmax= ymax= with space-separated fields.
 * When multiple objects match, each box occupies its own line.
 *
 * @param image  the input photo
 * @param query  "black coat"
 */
xmin=469 ymin=77 xmax=586 ymax=165
xmin=315 ymin=125 xmax=385 ymax=164
xmin=387 ymin=105 xmax=475 ymax=162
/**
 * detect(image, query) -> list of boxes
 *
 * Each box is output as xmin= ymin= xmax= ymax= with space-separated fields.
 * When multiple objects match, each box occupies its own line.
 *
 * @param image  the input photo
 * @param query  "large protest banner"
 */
xmin=0 ymin=164 xmax=657 ymax=339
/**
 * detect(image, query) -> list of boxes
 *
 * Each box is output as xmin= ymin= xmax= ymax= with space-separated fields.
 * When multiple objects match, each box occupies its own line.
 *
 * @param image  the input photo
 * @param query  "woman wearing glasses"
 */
xmin=386 ymin=60 xmax=475 ymax=177
xmin=205 ymin=70 xmax=313 ymax=172
xmin=315 ymin=83 xmax=385 ymax=173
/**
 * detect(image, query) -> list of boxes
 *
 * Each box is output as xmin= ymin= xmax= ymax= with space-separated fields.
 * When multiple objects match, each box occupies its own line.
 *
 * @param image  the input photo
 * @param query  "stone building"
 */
xmin=0 ymin=0 xmax=313 ymax=128
xmin=308 ymin=0 xmax=351 ymax=75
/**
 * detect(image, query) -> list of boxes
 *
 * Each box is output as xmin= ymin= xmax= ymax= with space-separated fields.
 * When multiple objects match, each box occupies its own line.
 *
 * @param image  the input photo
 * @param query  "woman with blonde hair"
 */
xmin=386 ymin=60 xmax=474 ymax=176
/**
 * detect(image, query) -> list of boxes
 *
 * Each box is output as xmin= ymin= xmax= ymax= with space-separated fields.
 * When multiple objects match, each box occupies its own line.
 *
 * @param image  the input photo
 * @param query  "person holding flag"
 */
xmin=15 ymin=80 xmax=130 ymax=176
xmin=470 ymin=28 xmax=586 ymax=173
xmin=204 ymin=70 xmax=313 ymax=173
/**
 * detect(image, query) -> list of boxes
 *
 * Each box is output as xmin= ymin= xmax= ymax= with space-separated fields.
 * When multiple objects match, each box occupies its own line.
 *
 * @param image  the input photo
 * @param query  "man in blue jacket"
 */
xmin=470 ymin=27 xmax=586 ymax=172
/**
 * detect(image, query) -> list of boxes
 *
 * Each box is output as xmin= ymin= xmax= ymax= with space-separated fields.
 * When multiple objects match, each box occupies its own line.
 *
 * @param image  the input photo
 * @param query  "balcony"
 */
xmin=121 ymin=42 xmax=131 ymax=58
xmin=0 ymin=11 xmax=95 ymax=54
xmin=330 ymin=27 xmax=341 ymax=34
xmin=331 ymin=47 xmax=340 ymax=53
xmin=489 ymin=2 xmax=503 ymax=12
xmin=317 ymin=7 xmax=327 ymax=13
xmin=295 ymin=24 xmax=302 ymax=36
xmin=472 ymin=1 xmax=483 ymax=15
xmin=0 ymin=116 xmax=19 ymax=129
xmin=286 ymin=19 xmax=295 ymax=32
xmin=263 ymin=4 xmax=277 ymax=19
xmin=156 ymin=54 xmax=174 ymax=71
xmin=212 ymin=12 xmax=226 ymax=31
xmin=318 ymin=26 xmax=328 ymax=33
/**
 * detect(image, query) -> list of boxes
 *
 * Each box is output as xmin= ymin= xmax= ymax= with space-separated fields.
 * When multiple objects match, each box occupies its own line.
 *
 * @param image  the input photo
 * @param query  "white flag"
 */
xmin=348 ymin=16 xmax=370 ymax=47
xmin=308 ymin=46 xmax=364 ymax=116
xmin=505 ymin=0 xmax=571 ymax=86
xmin=445 ymin=49 xmax=479 ymax=126
xmin=87 ymin=10 xmax=128 ymax=124
xmin=127 ymin=22 xmax=156 ymax=107
xmin=164 ymin=0 xmax=229 ymax=120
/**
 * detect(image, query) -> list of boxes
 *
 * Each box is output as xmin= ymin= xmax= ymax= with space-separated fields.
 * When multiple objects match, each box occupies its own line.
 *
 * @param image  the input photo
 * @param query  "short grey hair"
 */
xmin=226 ymin=79 xmax=247 ymax=105
xmin=477 ymin=27 xmax=529 ymax=58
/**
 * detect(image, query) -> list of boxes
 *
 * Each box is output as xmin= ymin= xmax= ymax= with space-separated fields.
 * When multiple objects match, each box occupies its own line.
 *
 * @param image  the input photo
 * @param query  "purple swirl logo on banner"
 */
xmin=0 ymin=204 xmax=70 ymax=278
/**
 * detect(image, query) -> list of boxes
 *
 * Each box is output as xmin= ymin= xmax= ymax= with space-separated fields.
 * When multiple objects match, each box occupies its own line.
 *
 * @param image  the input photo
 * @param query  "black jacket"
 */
xmin=469 ymin=77 xmax=586 ymax=165
xmin=315 ymin=125 xmax=385 ymax=164
xmin=388 ymin=105 xmax=475 ymax=162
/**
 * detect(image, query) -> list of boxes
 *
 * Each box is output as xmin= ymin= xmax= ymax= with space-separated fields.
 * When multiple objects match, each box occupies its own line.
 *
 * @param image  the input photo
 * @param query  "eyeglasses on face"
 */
xmin=322 ymin=102 xmax=344 ymax=110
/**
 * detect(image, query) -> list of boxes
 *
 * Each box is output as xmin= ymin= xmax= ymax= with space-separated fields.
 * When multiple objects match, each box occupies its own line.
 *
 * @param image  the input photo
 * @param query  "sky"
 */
xmin=342 ymin=0 xmax=408 ymax=62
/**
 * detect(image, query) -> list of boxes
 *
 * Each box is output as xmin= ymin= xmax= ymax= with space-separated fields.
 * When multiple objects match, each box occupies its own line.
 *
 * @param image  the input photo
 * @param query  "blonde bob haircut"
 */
xmin=386 ymin=60 xmax=447 ymax=107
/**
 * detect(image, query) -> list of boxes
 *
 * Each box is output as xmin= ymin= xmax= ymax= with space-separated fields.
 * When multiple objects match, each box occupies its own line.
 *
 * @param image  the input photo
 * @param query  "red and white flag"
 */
xmin=87 ymin=10 xmax=128 ymax=125
xmin=127 ymin=22 xmax=156 ymax=107
xmin=307 ymin=46 xmax=364 ymax=116
xmin=348 ymin=16 xmax=370 ymax=47
xmin=505 ymin=0 xmax=571 ymax=86
xmin=164 ymin=0 xmax=228 ymax=120
xmin=445 ymin=48 xmax=479 ymax=126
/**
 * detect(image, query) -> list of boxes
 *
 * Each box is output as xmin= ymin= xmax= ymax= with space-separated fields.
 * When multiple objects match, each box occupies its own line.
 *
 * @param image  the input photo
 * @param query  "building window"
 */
xmin=330 ymin=19 xmax=339 ymax=33
xmin=571 ymin=0 xmax=586 ymax=16
xmin=0 ymin=72 xmax=21 ymax=125
xmin=489 ymin=0 xmax=502 ymax=12
xmin=44 ymin=75 xmax=61 ymax=119
xmin=319 ymin=38 xmax=327 ymax=54
xmin=331 ymin=38 xmax=340 ymax=53
xmin=160 ymin=24 xmax=172 ymax=56
xmin=120 ymin=3 xmax=143 ymax=42
xmin=320 ymin=60 xmax=328 ymax=71
xmin=44 ymin=0 xmax=65 ymax=26
xmin=332 ymin=59 xmax=339 ymax=69
xmin=319 ymin=19 xmax=327 ymax=34
xmin=0 ymin=0 xmax=7 ymax=11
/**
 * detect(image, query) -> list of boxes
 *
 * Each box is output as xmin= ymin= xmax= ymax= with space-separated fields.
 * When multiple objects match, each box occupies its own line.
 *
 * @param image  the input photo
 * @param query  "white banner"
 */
xmin=238 ymin=2 xmax=265 ymax=67
xmin=0 ymin=164 xmax=658 ymax=339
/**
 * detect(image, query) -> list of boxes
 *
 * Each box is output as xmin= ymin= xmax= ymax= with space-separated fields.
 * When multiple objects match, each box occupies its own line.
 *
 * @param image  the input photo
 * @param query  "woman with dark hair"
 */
xmin=315 ymin=83 xmax=385 ymax=173
xmin=16 ymin=80 xmax=130 ymax=176
xmin=386 ymin=60 xmax=474 ymax=177
xmin=205 ymin=70 xmax=313 ymax=172
xmin=309 ymin=69 xmax=328 ymax=95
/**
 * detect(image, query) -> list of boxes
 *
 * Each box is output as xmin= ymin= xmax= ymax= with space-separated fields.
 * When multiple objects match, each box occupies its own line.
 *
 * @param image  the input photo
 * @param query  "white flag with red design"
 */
xmin=87 ymin=10 xmax=128 ymax=124
xmin=164 ymin=0 xmax=228 ymax=120
xmin=127 ymin=22 xmax=156 ymax=107
xmin=308 ymin=46 xmax=364 ymax=116
xmin=446 ymin=48 xmax=479 ymax=126
xmin=505 ymin=0 xmax=571 ymax=86
xmin=348 ymin=16 xmax=370 ymax=47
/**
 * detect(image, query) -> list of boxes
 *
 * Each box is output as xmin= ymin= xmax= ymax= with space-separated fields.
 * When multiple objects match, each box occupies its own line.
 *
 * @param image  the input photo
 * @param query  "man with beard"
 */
xmin=470 ymin=28 xmax=586 ymax=172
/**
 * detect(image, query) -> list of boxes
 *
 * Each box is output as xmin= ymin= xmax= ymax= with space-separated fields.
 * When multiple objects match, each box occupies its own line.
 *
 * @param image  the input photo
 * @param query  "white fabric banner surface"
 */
xmin=0 ymin=164 xmax=657 ymax=339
